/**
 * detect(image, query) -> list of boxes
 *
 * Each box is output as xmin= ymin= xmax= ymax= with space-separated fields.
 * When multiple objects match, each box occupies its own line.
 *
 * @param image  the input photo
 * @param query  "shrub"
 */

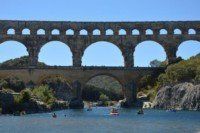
xmin=3 ymin=77 xmax=25 ymax=92
xmin=32 ymin=85 xmax=56 ymax=105
xmin=99 ymin=94 xmax=109 ymax=102
xmin=20 ymin=89 xmax=32 ymax=102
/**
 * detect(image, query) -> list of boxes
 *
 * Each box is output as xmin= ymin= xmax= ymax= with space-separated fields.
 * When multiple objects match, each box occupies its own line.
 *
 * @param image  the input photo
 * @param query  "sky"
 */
xmin=0 ymin=0 xmax=200 ymax=66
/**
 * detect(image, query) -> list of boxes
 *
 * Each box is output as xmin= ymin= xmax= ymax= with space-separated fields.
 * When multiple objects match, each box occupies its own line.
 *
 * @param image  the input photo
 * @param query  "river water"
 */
xmin=0 ymin=107 xmax=199 ymax=133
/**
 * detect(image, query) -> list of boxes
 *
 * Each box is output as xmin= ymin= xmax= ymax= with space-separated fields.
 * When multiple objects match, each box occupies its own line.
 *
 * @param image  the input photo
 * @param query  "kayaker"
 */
xmin=52 ymin=113 xmax=57 ymax=118
xmin=137 ymin=108 xmax=144 ymax=115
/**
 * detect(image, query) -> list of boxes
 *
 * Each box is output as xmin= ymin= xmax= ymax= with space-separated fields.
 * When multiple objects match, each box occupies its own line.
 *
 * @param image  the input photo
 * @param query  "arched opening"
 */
xmin=93 ymin=29 xmax=101 ymax=35
xmin=79 ymin=29 xmax=88 ymax=35
xmin=174 ymin=29 xmax=182 ymax=35
xmin=132 ymin=29 xmax=140 ymax=35
xmin=7 ymin=28 xmax=15 ymax=35
xmin=134 ymin=41 xmax=166 ymax=67
xmin=119 ymin=29 xmax=126 ymax=35
xmin=146 ymin=29 xmax=153 ymax=35
xmin=177 ymin=40 xmax=200 ymax=59
xmin=106 ymin=29 xmax=114 ymax=35
xmin=0 ymin=41 xmax=28 ymax=64
xmin=82 ymin=41 xmax=124 ymax=66
xmin=38 ymin=41 xmax=72 ymax=66
xmin=22 ymin=28 xmax=30 ymax=35
xmin=160 ymin=29 xmax=168 ymax=35
xmin=188 ymin=29 xmax=196 ymax=35
xmin=66 ymin=29 xmax=74 ymax=35
xmin=51 ymin=29 xmax=60 ymax=35
xmin=83 ymin=75 xmax=123 ymax=102
xmin=37 ymin=29 xmax=45 ymax=35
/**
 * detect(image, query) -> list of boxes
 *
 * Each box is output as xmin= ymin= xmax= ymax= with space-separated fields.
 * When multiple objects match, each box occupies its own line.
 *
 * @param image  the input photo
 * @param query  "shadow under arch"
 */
xmin=177 ymin=40 xmax=200 ymax=59
xmin=0 ymin=40 xmax=29 ymax=63
xmin=134 ymin=40 xmax=167 ymax=67
xmin=83 ymin=73 xmax=124 ymax=101
xmin=85 ymin=73 xmax=124 ymax=87
xmin=38 ymin=41 xmax=73 ymax=66
xmin=82 ymin=41 xmax=124 ymax=66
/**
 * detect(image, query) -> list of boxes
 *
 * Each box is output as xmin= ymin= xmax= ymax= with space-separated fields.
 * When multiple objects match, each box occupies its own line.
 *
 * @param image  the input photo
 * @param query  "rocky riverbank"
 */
xmin=0 ymin=89 xmax=69 ymax=115
xmin=153 ymin=82 xmax=200 ymax=110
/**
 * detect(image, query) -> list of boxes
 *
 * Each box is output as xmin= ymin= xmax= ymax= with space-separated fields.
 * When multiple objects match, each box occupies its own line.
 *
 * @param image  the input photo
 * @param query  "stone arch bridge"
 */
xmin=0 ymin=20 xmax=200 ymax=108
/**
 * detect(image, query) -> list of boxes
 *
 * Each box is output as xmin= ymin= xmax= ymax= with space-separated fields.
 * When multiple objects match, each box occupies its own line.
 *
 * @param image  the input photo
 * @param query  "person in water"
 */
xmin=87 ymin=102 xmax=92 ymax=111
xmin=110 ymin=107 xmax=119 ymax=115
xmin=52 ymin=113 xmax=57 ymax=118
xmin=137 ymin=108 xmax=144 ymax=114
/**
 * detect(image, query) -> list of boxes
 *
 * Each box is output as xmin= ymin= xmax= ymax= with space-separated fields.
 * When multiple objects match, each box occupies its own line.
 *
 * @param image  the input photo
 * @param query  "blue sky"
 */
xmin=0 ymin=0 xmax=200 ymax=66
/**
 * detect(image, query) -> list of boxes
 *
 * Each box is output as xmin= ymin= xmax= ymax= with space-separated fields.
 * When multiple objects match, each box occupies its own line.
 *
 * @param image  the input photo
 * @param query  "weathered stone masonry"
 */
xmin=0 ymin=20 xmax=200 ymax=108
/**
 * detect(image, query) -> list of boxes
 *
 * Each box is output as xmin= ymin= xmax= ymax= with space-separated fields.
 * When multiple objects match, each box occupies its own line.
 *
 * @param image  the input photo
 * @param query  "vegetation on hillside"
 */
xmin=0 ymin=56 xmax=46 ymax=68
xmin=139 ymin=54 xmax=200 ymax=101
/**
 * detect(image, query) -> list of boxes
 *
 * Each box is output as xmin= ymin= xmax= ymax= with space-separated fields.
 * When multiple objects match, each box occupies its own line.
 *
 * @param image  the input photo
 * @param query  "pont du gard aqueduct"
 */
xmin=0 ymin=20 xmax=200 ymax=108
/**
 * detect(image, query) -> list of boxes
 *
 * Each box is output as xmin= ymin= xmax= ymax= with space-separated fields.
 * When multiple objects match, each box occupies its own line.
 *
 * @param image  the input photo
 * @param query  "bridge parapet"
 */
xmin=0 ymin=20 xmax=200 ymax=36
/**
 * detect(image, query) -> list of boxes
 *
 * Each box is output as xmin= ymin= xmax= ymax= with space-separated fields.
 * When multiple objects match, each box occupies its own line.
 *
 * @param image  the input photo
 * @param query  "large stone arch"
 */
xmin=0 ymin=38 xmax=27 ymax=49
xmin=83 ymin=73 xmax=124 ymax=100
xmin=177 ymin=40 xmax=200 ymax=59
xmin=134 ymin=40 xmax=167 ymax=67
xmin=0 ymin=40 xmax=29 ymax=63
xmin=38 ymin=41 xmax=73 ymax=66
xmin=82 ymin=41 xmax=124 ymax=66
xmin=85 ymin=73 xmax=124 ymax=87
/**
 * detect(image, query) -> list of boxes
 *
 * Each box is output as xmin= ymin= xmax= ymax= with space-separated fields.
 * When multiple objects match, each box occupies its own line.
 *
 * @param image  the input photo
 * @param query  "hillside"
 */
xmin=0 ymin=56 xmax=47 ymax=68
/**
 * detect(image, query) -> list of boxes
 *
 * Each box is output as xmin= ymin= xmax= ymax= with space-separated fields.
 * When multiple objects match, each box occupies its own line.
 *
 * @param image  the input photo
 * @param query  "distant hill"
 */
xmin=87 ymin=75 xmax=122 ymax=94
xmin=0 ymin=56 xmax=47 ymax=68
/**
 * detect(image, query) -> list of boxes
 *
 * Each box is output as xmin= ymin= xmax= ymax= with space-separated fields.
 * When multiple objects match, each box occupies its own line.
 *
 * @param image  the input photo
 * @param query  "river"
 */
xmin=0 ymin=107 xmax=199 ymax=133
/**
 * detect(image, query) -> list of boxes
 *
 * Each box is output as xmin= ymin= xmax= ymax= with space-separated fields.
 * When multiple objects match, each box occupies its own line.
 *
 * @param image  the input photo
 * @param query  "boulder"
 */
xmin=0 ymin=89 xmax=15 ymax=114
xmin=69 ymin=98 xmax=84 ymax=109
xmin=153 ymin=82 xmax=200 ymax=110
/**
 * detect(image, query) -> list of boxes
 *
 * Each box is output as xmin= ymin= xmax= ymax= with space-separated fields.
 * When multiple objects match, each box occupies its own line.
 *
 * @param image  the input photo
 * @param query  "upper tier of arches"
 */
xmin=1 ymin=20 xmax=199 ymax=36
xmin=3 ymin=27 xmax=198 ymax=36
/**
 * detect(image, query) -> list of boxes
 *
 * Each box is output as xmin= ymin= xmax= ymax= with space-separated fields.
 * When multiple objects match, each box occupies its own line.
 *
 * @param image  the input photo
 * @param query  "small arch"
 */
xmin=119 ymin=29 xmax=126 ymax=35
xmin=160 ymin=29 xmax=168 ymax=35
xmin=146 ymin=29 xmax=153 ymax=35
xmin=51 ymin=29 xmax=60 ymax=35
xmin=66 ymin=29 xmax=74 ymax=35
xmin=37 ymin=29 xmax=45 ymax=35
xmin=132 ymin=29 xmax=140 ymax=35
xmin=174 ymin=29 xmax=182 ymax=35
xmin=188 ymin=29 xmax=196 ymax=35
xmin=7 ymin=28 xmax=15 ymax=35
xmin=22 ymin=28 xmax=30 ymax=35
xmin=177 ymin=40 xmax=200 ymax=59
xmin=79 ymin=29 xmax=88 ymax=35
xmin=106 ymin=29 xmax=114 ymax=35
xmin=93 ymin=29 xmax=101 ymax=35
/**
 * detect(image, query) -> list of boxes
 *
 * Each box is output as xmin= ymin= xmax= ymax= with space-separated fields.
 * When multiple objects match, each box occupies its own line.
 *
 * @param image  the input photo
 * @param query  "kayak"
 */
xmin=87 ymin=108 xmax=92 ymax=111
xmin=110 ymin=112 xmax=119 ymax=116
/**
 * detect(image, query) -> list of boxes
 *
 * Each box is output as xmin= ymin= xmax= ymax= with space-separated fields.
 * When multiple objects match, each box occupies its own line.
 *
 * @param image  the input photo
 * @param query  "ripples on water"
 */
xmin=0 ymin=107 xmax=199 ymax=133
